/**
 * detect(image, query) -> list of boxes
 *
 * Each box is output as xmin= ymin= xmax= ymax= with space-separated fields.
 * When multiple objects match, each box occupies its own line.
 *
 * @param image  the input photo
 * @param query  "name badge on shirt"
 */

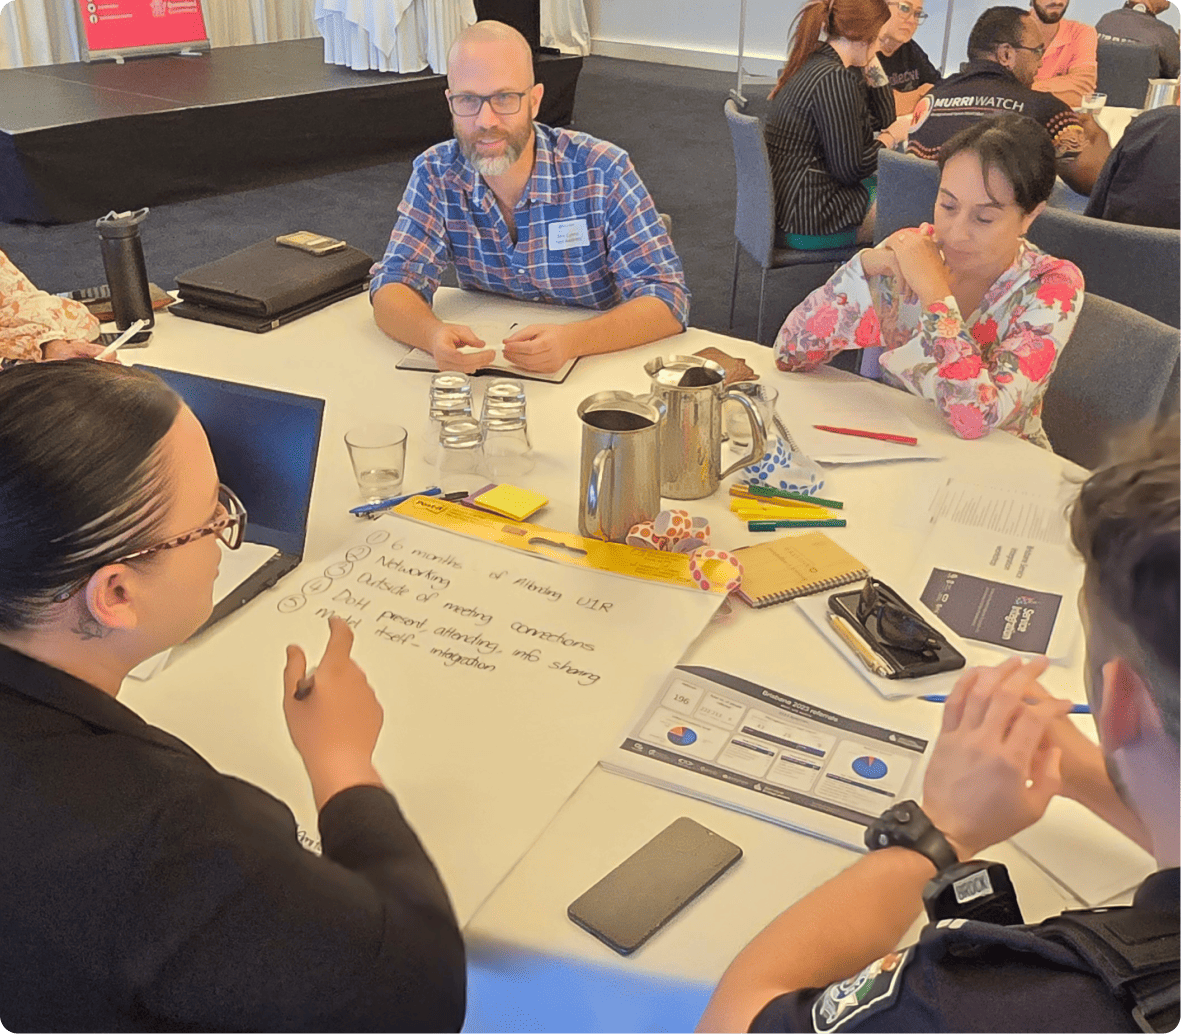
xmin=548 ymin=219 xmax=590 ymax=251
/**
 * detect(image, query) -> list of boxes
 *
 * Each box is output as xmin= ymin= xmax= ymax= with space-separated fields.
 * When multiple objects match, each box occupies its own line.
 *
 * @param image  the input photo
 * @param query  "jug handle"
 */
xmin=637 ymin=392 xmax=667 ymax=422
xmin=719 ymin=391 xmax=767 ymax=480
xmin=585 ymin=447 xmax=613 ymax=539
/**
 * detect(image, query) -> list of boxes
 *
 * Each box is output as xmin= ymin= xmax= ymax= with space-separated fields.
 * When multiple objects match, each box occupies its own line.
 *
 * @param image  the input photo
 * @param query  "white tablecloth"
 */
xmin=115 ymin=289 xmax=1151 ymax=1031
xmin=313 ymin=0 xmax=589 ymax=72
xmin=314 ymin=0 xmax=476 ymax=72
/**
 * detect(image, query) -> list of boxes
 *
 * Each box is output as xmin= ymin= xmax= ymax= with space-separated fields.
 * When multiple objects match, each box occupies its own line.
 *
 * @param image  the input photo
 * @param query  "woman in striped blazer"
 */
xmin=765 ymin=0 xmax=913 ymax=249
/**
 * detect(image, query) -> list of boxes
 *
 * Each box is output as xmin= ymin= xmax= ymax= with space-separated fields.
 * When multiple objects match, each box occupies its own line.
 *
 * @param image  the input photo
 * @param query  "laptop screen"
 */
xmin=140 ymin=367 xmax=324 ymax=557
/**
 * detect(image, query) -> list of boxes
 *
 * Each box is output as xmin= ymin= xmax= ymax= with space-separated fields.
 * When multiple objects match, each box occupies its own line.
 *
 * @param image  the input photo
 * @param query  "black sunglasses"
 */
xmin=856 ymin=578 xmax=944 ymax=655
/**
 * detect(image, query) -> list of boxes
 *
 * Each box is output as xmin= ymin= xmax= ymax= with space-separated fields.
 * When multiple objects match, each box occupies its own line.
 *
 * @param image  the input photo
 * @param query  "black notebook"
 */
xmin=176 ymin=238 xmax=372 ymax=317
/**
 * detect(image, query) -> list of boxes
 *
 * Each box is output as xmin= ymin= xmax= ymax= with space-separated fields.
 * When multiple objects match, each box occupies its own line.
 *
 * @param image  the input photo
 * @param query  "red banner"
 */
xmin=77 ymin=0 xmax=207 ymax=53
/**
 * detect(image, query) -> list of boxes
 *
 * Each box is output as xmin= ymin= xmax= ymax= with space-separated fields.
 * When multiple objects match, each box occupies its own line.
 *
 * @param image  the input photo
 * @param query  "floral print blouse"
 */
xmin=773 ymin=230 xmax=1084 ymax=449
xmin=0 ymin=249 xmax=99 ymax=362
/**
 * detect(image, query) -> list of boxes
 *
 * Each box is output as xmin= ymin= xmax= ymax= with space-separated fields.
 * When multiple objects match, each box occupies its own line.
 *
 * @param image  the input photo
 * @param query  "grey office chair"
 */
xmin=1026 ymin=207 xmax=1181 ymax=328
xmin=874 ymin=148 xmax=941 ymax=243
xmin=724 ymin=99 xmax=855 ymax=344
xmin=1043 ymin=293 xmax=1180 ymax=468
xmin=1097 ymin=39 xmax=1159 ymax=107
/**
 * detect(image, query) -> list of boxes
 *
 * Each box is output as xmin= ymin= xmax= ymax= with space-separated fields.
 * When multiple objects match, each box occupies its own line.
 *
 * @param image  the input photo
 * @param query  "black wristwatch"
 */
xmin=864 ymin=799 xmax=959 ymax=873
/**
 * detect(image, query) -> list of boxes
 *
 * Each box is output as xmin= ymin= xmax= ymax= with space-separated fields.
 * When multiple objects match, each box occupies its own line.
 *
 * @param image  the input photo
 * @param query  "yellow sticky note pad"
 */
xmin=474 ymin=484 xmax=549 ymax=521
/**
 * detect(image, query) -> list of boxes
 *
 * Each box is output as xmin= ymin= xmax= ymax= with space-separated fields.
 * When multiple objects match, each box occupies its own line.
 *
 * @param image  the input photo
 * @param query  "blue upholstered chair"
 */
xmin=873 ymin=148 xmax=940 ymax=243
xmin=724 ymin=99 xmax=855 ymax=344
xmin=1026 ymin=207 xmax=1181 ymax=328
xmin=1097 ymin=39 xmax=1159 ymax=108
xmin=1042 ymin=293 xmax=1180 ymax=468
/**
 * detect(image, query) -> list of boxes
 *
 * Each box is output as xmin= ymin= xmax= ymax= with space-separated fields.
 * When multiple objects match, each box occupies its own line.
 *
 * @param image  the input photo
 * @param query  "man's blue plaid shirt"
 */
xmin=370 ymin=124 xmax=690 ymax=325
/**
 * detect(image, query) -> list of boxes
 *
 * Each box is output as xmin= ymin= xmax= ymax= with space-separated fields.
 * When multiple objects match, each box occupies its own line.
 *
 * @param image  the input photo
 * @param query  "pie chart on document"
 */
xmin=668 ymin=726 xmax=698 ymax=747
xmin=851 ymin=755 xmax=889 ymax=780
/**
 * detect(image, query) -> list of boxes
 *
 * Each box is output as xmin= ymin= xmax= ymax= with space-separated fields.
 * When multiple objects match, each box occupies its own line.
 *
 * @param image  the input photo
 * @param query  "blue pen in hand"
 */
xmin=349 ymin=486 xmax=441 ymax=516
xmin=920 ymin=694 xmax=1090 ymax=714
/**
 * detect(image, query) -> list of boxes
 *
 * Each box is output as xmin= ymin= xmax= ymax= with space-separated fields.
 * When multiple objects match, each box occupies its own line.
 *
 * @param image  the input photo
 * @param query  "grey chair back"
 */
xmin=1026 ymin=206 xmax=1181 ymax=327
xmin=724 ymin=98 xmax=777 ymax=267
xmin=723 ymin=99 xmax=855 ymax=343
xmin=874 ymin=149 xmax=940 ymax=242
xmin=1097 ymin=39 xmax=1159 ymax=107
xmin=1043 ymin=293 xmax=1180 ymax=468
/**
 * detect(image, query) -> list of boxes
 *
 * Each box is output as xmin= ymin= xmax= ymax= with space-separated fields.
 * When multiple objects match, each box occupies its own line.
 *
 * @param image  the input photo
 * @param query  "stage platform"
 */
xmin=0 ymin=38 xmax=582 ymax=224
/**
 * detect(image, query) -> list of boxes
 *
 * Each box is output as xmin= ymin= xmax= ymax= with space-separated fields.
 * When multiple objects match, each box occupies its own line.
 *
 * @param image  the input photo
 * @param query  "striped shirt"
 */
xmin=370 ymin=124 xmax=689 ymax=326
xmin=764 ymin=44 xmax=896 ymax=237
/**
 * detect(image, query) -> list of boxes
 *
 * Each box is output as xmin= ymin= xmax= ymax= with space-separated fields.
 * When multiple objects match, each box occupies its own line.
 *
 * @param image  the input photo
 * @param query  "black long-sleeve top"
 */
xmin=765 ymin=43 xmax=896 ymax=236
xmin=0 ymin=642 xmax=466 ymax=1033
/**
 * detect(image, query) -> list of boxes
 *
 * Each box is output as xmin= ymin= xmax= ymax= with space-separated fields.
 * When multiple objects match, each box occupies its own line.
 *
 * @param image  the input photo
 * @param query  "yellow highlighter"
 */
xmin=729 ymin=486 xmax=829 ymax=513
xmin=730 ymin=498 xmax=829 ymax=519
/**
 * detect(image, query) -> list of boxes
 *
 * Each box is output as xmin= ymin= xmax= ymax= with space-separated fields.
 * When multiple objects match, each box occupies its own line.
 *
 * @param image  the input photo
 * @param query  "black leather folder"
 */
xmin=175 ymin=238 xmax=373 ymax=319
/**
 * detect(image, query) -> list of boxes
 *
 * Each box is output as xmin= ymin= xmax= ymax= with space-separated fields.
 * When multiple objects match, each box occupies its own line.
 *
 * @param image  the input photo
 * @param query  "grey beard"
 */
xmin=461 ymin=136 xmax=523 ymax=177
xmin=471 ymin=151 xmax=517 ymax=176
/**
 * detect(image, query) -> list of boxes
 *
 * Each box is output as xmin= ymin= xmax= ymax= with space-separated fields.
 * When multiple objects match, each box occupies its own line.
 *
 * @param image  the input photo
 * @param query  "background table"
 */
xmin=314 ymin=0 xmax=477 ymax=72
xmin=119 ymin=289 xmax=1153 ymax=1031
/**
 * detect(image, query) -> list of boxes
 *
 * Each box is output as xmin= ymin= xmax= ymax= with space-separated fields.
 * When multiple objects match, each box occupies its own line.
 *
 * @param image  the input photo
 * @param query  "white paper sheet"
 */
xmin=602 ymin=665 xmax=930 ymax=851
xmin=122 ymin=515 xmax=722 ymax=923
xmin=788 ymin=383 xmax=945 ymax=464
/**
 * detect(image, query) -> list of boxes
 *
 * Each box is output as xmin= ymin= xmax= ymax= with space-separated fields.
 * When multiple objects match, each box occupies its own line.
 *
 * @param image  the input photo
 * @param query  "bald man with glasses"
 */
xmin=371 ymin=21 xmax=688 ymax=375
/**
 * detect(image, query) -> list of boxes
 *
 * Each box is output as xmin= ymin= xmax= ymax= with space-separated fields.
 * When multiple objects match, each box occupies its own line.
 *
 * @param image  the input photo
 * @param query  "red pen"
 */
xmin=813 ymin=424 xmax=918 ymax=446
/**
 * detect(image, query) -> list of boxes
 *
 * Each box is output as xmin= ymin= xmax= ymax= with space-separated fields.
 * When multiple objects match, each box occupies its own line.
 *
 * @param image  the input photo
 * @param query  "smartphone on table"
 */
xmin=567 ymin=817 xmax=742 ymax=955
xmin=275 ymin=231 xmax=347 ymax=255
xmin=828 ymin=579 xmax=965 ymax=679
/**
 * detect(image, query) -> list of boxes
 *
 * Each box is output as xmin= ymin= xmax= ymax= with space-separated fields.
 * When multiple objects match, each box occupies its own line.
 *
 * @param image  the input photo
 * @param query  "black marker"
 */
xmin=294 ymin=670 xmax=316 ymax=701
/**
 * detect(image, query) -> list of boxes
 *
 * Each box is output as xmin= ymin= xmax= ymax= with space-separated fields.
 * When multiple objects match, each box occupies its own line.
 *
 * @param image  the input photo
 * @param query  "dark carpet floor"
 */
xmin=1 ymin=54 xmax=810 ymax=346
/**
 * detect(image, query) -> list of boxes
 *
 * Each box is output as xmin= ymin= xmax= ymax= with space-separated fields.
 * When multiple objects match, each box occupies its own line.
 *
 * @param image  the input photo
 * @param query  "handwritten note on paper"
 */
xmin=153 ymin=515 xmax=723 ymax=923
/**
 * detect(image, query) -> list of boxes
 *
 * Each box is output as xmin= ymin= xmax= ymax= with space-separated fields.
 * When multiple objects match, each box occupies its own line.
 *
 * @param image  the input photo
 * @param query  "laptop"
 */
xmin=140 ymin=367 xmax=325 ymax=637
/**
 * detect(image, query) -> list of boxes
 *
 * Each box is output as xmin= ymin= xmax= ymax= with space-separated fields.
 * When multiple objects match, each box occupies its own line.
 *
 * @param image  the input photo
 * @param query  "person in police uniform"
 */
xmin=699 ymin=415 xmax=1180 ymax=1033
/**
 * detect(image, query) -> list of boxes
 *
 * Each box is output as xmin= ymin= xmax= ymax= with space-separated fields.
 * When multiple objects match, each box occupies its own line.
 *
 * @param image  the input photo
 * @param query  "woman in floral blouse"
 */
xmin=0 ymin=249 xmax=106 ymax=365
xmin=774 ymin=114 xmax=1083 ymax=449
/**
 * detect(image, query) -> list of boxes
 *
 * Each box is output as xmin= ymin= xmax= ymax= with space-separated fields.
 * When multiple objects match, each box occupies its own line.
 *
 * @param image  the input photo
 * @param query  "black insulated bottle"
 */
xmin=96 ymin=208 xmax=154 ymax=332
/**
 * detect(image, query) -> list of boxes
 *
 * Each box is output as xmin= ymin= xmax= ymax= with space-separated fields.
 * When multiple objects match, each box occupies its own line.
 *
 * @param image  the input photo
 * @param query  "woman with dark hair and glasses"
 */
xmin=774 ymin=114 xmax=1083 ymax=449
xmin=875 ymin=0 xmax=942 ymax=115
xmin=0 ymin=361 xmax=465 ymax=1032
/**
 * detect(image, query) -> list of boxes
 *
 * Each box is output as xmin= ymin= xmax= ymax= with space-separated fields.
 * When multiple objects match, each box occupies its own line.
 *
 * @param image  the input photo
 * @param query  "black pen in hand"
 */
xmin=294 ymin=668 xmax=316 ymax=701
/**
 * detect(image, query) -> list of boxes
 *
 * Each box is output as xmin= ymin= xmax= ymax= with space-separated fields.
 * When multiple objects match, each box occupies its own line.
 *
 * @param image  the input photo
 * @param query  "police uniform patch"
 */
xmin=811 ymin=949 xmax=912 ymax=1032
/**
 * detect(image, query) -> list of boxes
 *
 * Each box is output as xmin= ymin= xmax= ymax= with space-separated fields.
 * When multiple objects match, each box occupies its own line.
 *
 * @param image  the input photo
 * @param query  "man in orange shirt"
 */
xmin=1030 ymin=0 xmax=1098 ymax=106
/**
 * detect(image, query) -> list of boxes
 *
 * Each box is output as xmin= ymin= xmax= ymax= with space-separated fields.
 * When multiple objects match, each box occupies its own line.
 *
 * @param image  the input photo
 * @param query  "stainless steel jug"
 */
xmin=1144 ymin=78 xmax=1179 ymax=109
xmin=577 ymin=391 xmax=666 ymax=542
xmin=644 ymin=355 xmax=766 ymax=500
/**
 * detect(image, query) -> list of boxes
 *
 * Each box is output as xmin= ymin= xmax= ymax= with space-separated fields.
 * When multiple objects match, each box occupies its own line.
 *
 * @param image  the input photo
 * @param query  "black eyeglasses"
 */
xmin=52 ymin=484 xmax=247 ymax=602
xmin=447 ymin=90 xmax=531 ymax=117
xmin=1010 ymin=41 xmax=1046 ymax=56
xmin=856 ymin=578 xmax=944 ymax=655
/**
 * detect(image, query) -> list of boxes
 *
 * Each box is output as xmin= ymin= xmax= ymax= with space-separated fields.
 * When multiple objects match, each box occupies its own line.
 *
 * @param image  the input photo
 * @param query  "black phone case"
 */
xmin=829 ymin=588 xmax=966 ymax=679
xmin=566 ymin=818 xmax=742 ymax=955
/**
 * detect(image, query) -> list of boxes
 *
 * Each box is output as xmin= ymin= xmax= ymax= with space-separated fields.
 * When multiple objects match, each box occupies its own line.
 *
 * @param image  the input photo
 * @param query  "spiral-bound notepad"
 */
xmin=734 ymin=532 xmax=868 ymax=608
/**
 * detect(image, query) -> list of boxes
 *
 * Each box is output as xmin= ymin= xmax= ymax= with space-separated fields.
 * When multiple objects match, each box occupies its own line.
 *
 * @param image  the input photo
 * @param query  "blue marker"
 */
xmin=350 ymin=486 xmax=441 ymax=516
xmin=920 ymin=694 xmax=1090 ymax=714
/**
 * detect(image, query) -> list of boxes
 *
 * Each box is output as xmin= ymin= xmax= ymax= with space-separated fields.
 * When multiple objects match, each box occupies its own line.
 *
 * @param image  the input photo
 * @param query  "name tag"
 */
xmin=548 ymin=218 xmax=590 ymax=250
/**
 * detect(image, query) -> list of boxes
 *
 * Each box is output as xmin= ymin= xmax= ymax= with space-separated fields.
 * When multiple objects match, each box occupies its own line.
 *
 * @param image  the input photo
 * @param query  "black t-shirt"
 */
xmin=878 ymin=40 xmax=942 ymax=93
xmin=1085 ymin=106 xmax=1181 ymax=229
xmin=1096 ymin=6 xmax=1181 ymax=78
xmin=906 ymin=60 xmax=1085 ymax=161
xmin=749 ymin=867 xmax=1179 ymax=1032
